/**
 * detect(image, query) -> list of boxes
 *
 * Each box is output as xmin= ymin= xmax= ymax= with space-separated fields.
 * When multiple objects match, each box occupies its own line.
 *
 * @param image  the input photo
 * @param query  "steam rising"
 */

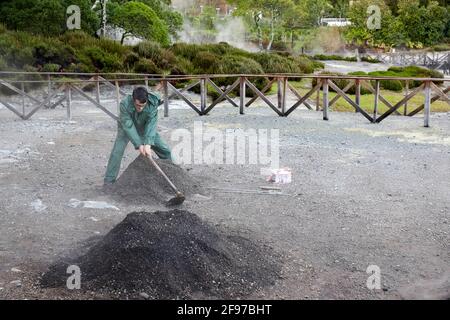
xmin=172 ymin=0 xmax=259 ymax=51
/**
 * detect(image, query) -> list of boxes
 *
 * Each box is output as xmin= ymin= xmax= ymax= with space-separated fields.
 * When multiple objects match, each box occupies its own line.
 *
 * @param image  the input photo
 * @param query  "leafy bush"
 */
xmin=215 ymin=54 xmax=267 ymax=97
xmin=0 ymin=56 xmax=7 ymax=70
xmin=312 ymin=54 xmax=357 ymax=62
xmin=123 ymin=52 xmax=140 ymax=69
xmin=169 ymin=56 xmax=196 ymax=76
xmin=215 ymin=54 xmax=263 ymax=75
xmin=96 ymin=38 xmax=129 ymax=57
xmin=367 ymin=71 xmax=404 ymax=91
xmin=0 ymin=32 xmax=34 ymax=68
xmin=33 ymin=42 xmax=76 ymax=68
xmin=78 ymin=46 xmax=123 ymax=72
xmin=312 ymin=71 xmax=351 ymax=93
xmin=432 ymin=44 xmax=450 ymax=51
xmin=171 ymin=43 xmax=202 ymax=61
xmin=157 ymin=49 xmax=177 ymax=70
xmin=361 ymin=56 xmax=381 ymax=63
xmin=135 ymin=41 xmax=163 ymax=61
xmin=347 ymin=71 xmax=371 ymax=94
xmin=192 ymin=51 xmax=221 ymax=73
xmin=42 ymin=63 xmax=61 ymax=72
xmin=313 ymin=71 xmax=371 ymax=94
xmin=134 ymin=58 xmax=161 ymax=74
xmin=250 ymin=52 xmax=302 ymax=74
xmin=59 ymin=31 xmax=93 ymax=48
xmin=292 ymin=55 xmax=322 ymax=73
xmin=384 ymin=66 xmax=444 ymax=87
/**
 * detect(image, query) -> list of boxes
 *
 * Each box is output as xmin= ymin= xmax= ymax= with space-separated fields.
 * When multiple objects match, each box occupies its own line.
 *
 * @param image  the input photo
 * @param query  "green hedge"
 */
xmin=312 ymin=71 xmax=371 ymax=95
xmin=313 ymin=66 xmax=444 ymax=94
xmin=0 ymin=27 xmax=325 ymax=100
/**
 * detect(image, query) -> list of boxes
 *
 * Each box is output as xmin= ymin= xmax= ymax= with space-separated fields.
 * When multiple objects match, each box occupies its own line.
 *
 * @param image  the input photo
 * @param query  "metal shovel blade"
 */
xmin=166 ymin=191 xmax=185 ymax=206
xmin=144 ymin=155 xmax=186 ymax=206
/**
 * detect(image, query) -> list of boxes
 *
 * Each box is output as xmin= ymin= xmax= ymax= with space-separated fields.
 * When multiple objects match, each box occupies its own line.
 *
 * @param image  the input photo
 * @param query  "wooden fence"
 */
xmin=0 ymin=72 xmax=449 ymax=127
xmin=365 ymin=51 xmax=450 ymax=73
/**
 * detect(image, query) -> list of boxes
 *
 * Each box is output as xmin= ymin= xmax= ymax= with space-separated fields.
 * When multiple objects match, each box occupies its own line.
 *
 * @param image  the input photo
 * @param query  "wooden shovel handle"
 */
xmin=145 ymin=155 xmax=180 ymax=193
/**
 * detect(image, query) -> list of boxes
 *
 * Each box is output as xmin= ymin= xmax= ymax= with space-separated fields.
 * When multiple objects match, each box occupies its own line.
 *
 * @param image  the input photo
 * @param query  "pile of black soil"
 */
xmin=105 ymin=155 xmax=203 ymax=205
xmin=40 ymin=210 xmax=281 ymax=299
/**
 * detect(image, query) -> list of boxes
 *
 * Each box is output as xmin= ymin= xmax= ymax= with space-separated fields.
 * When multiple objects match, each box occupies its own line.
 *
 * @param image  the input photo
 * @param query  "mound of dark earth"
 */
xmin=40 ymin=209 xmax=281 ymax=299
xmin=105 ymin=155 xmax=203 ymax=204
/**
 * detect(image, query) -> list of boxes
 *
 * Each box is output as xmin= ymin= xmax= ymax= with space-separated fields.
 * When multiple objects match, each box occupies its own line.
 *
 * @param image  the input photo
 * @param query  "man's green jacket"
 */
xmin=119 ymin=92 xmax=161 ymax=149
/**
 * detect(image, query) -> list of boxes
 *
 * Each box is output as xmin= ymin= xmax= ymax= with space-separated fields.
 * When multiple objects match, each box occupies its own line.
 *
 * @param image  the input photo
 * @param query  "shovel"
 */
xmin=145 ymin=154 xmax=185 ymax=206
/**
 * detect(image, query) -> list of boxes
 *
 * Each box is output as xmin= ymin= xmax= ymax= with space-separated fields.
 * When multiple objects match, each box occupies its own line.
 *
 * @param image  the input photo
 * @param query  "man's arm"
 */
xmin=142 ymin=105 xmax=158 ymax=146
xmin=119 ymin=100 xmax=142 ymax=149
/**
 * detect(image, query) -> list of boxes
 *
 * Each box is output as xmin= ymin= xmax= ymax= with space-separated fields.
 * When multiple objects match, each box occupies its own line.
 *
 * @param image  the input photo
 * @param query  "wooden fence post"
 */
xmin=373 ymin=80 xmax=380 ymax=123
xmin=115 ymin=80 xmax=120 ymax=115
xmin=21 ymin=82 xmax=25 ymax=117
xmin=240 ymin=76 xmax=246 ymax=115
xmin=163 ymin=79 xmax=169 ymax=117
xmin=282 ymin=77 xmax=287 ymax=115
xmin=403 ymin=80 xmax=409 ymax=116
xmin=424 ymin=81 xmax=431 ymax=127
xmin=66 ymin=84 xmax=72 ymax=121
xmin=47 ymin=74 xmax=51 ymax=108
xmin=95 ymin=74 xmax=100 ymax=103
xmin=323 ymin=78 xmax=329 ymax=121
xmin=355 ymin=79 xmax=361 ymax=113
xmin=200 ymin=77 xmax=207 ymax=115
xmin=316 ymin=87 xmax=320 ymax=111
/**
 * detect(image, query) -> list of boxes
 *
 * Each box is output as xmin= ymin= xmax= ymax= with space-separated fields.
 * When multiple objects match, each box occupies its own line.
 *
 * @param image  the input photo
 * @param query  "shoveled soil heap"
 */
xmin=40 ymin=210 xmax=281 ymax=299
xmin=106 ymin=155 xmax=203 ymax=204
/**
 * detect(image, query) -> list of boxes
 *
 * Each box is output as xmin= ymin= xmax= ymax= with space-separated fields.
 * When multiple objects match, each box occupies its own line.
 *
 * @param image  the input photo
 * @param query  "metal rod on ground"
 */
xmin=373 ymin=80 xmax=380 ymax=123
xmin=424 ymin=81 xmax=431 ymax=127
xmin=205 ymin=187 xmax=292 ymax=196
xmin=240 ymin=76 xmax=246 ymax=115
xmin=259 ymin=186 xmax=282 ymax=191
xmin=163 ymin=80 xmax=169 ymax=117
xmin=323 ymin=79 xmax=329 ymax=120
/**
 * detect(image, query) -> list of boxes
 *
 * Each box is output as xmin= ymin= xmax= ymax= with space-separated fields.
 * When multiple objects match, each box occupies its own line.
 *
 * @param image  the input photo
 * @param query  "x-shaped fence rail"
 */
xmin=0 ymin=72 xmax=448 ymax=128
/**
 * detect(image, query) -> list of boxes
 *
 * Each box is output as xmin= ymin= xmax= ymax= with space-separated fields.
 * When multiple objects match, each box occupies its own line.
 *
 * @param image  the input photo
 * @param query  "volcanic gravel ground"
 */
xmin=40 ymin=209 xmax=281 ymax=299
xmin=105 ymin=155 xmax=203 ymax=205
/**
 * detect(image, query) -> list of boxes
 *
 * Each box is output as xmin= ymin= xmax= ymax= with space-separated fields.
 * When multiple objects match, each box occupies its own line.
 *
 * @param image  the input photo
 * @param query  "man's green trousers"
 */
xmin=104 ymin=126 xmax=172 ymax=183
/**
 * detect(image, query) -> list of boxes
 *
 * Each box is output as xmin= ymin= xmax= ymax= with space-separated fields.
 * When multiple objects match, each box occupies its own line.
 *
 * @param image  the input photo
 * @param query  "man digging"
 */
xmin=104 ymin=85 xmax=172 ymax=185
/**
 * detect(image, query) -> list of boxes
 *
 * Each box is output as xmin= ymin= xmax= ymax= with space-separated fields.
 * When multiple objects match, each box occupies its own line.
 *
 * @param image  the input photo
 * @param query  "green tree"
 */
xmin=0 ymin=0 xmax=99 ymax=36
xmin=0 ymin=0 xmax=64 ymax=36
xmin=62 ymin=0 xmax=100 ymax=35
xmin=229 ymin=0 xmax=296 ymax=50
xmin=327 ymin=0 xmax=350 ymax=18
xmin=298 ymin=0 xmax=332 ymax=26
xmin=111 ymin=0 xmax=183 ymax=39
xmin=344 ymin=0 xmax=405 ymax=48
xmin=109 ymin=1 xmax=170 ymax=45
xmin=397 ymin=0 xmax=448 ymax=46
